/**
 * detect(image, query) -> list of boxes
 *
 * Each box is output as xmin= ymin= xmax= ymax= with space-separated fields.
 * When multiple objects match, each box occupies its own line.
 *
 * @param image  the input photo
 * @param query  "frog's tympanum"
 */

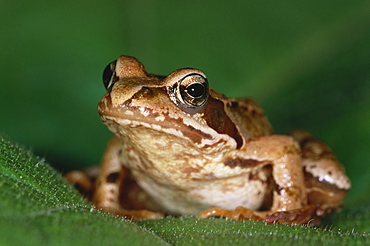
xmin=65 ymin=55 xmax=350 ymax=225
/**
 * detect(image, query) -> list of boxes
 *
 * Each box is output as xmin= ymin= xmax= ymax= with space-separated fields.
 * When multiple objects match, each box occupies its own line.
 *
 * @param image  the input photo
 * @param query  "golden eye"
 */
xmin=102 ymin=60 xmax=118 ymax=90
xmin=176 ymin=73 xmax=209 ymax=109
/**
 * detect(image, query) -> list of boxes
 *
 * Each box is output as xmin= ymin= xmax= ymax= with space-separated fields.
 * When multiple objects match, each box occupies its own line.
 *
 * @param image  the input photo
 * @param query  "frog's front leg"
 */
xmin=92 ymin=137 xmax=164 ymax=221
xmin=200 ymin=135 xmax=316 ymax=225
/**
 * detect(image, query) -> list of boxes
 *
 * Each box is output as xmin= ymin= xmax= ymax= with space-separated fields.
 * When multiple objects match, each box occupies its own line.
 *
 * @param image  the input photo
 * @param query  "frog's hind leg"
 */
xmin=291 ymin=130 xmax=351 ymax=213
xmin=64 ymin=166 xmax=100 ymax=200
xmin=201 ymin=132 xmax=350 ymax=225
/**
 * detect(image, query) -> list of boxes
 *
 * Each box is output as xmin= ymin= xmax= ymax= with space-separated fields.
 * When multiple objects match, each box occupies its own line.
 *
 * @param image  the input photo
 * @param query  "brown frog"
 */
xmin=65 ymin=55 xmax=350 ymax=225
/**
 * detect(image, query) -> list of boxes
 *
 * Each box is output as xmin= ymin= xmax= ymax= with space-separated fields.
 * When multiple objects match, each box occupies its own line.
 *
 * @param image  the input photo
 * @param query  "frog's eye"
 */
xmin=174 ymin=73 xmax=209 ymax=110
xmin=102 ymin=60 xmax=119 ymax=90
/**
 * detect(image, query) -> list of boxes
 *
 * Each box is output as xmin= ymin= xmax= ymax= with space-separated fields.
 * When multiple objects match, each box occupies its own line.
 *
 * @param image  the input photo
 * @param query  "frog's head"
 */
xmin=98 ymin=55 xmax=244 ymax=151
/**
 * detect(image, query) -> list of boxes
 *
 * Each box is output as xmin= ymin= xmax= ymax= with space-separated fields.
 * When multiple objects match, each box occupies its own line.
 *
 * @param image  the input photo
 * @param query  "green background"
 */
xmin=1 ymin=1 xmax=369 ymax=244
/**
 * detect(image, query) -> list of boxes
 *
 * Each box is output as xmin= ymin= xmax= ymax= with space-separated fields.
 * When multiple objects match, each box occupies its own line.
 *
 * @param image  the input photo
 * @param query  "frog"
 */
xmin=65 ymin=55 xmax=351 ymax=225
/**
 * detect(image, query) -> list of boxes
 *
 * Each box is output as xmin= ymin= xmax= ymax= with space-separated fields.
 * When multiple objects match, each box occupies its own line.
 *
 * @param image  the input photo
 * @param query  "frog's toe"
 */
xmin=264 ymin=205 xmax=319 ymax=225
xmin=198 ymin=207 xmax=226 ymax=218
xmin=199 ymin=206 xmax=263 ymax=221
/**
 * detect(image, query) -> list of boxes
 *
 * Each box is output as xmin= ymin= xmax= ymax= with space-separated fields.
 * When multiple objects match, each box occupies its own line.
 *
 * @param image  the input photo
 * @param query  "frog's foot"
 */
xmin=97 ymin=205 xmax=164 ymax=221
xmin=199 ymin=206 xmax=266 ymax=221
xmin=264 ymin=205 xmax=323 ymax=225
xmin=199 ymin=205 xmax=324 ymax=225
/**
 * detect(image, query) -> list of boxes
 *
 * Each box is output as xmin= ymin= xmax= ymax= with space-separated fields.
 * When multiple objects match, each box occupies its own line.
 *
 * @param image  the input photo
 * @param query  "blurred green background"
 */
xmin=1 ymin=1 xmax=369 ymax=206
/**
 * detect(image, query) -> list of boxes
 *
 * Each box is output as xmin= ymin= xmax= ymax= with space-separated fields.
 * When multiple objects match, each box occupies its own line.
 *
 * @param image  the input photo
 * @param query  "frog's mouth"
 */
xmin=100 ymin=110 xmax=238 ymax=151
xmin=99 ymin=106 xmax=239 ymax=155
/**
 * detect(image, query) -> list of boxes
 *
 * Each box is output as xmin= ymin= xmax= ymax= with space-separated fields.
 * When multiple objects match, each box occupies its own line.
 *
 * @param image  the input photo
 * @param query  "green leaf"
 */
xmin=0 ymin=136 xmax=169 ymax=246
xmin=138 ymin=217 xmax=370 ymax=246
xmin=1 ymin=135 xmax=369 ymax=245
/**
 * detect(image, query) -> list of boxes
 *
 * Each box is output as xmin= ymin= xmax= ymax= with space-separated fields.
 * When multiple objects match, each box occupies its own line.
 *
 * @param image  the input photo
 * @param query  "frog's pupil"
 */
xmin=186 ymin=83 xmax=204 ymax=98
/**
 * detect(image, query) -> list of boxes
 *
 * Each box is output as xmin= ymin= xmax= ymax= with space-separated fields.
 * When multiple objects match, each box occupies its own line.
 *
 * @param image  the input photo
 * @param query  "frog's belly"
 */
xmin=134 ymin=172 xmax=272 ymax=215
